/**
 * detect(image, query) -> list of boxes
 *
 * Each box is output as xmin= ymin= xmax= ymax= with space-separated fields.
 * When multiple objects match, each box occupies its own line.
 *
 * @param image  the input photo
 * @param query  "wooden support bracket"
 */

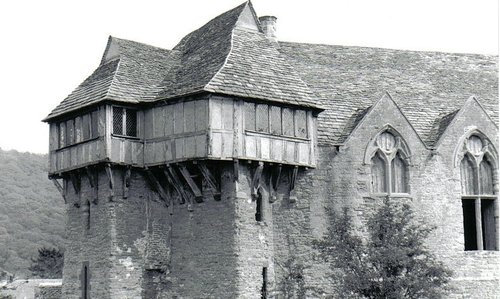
xmin=69 ymin=171 xmax=81 ymax=194
xmin=177 ymin=164 xmax=203 ymax=202
xmin=145 ymin=168 xmax=170 ymax=206
xmin=269 ymin=164 xmax=282 ymax=203
xmin=164 ymin=165 xmax=191 ymax=206
xmin=123 ymin=166 xmax=131 ymax=199
xmin=69 ymin=171 xmax=82 ymax=203
xmin=289 ymin=166 xmax=298 ymax=203
xmin=85 ymin=166 xmax=99 ymax=204
xmin=251 ymin=162 xmax=264 ymax=198
xmin=51 ymin=179 xmax=67 ymax=204
xmin=105 ymin=163 xmax=114 ymax=201
xmin=198 ymin=164 xmax=221 ymax=200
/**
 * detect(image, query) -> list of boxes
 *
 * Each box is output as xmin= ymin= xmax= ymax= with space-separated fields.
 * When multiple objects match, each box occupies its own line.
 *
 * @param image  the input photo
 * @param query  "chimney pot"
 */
xmin=259 ymin=16 xmax=277 ymax=42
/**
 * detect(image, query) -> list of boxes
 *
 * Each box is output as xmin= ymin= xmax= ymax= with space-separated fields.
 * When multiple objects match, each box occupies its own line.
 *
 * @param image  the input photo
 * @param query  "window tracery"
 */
xmin=366 ymin=130 xmax=410 ymax=195
xmin=458 ymin=133 xmax=498 ymax=251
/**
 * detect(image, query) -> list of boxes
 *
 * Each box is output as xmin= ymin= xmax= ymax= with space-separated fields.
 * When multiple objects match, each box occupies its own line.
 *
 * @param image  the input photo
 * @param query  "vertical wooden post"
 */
xmin=105 ymin=105 xmax=112 ymax=159
xmin=105 ymin=163 xmax=114 ymax=201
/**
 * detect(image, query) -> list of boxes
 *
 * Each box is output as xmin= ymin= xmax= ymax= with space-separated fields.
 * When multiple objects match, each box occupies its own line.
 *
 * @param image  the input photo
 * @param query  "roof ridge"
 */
xmin=104 ymin=57 xmax=122 ymax=101
xmin=112 ymin=36 xmax=170 ymax=52
xmin=204 ymin=23 xmax=237 ymax=93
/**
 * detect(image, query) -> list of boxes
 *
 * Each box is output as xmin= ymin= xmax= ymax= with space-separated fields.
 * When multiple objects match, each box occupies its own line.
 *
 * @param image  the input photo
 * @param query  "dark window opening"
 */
xmin=113 ymin=107 xmax=124 ymax=135
xmin=460 ymin=139 xmax=498 ymax=251
xmin=255 ymin=193 xmax=263 ymax=222
xmin=462 ymin=199 xmax=477 ymax=251
xmin=482 ymin=199 xmax=496 ymax=250
xmin=81 ymin=262 xmax=90 ymax=299
xmin=261 ymin=267 xmax=267 ymax=299
xmin=113 ymin=107 xmax=137 ymax=137
xmin=126 ymin=109 xmax=137 ymax=136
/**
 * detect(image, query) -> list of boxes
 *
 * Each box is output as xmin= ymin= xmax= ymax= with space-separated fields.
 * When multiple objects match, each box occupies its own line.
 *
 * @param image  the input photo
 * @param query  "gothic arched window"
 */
xmin=369 ymin=131 xmax=409 ymax=195
xmin=459 ymin=134 xmax=498 ymax=251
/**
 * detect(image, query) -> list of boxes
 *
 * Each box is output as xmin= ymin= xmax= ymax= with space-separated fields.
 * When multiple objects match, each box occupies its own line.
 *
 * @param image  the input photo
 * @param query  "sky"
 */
xmin=0 ymin=0 xmax=497 ymax=154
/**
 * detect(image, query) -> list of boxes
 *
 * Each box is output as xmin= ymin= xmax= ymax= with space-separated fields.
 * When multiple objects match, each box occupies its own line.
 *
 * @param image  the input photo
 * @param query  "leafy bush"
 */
xmin=29 ymin=247 xmax=64 ymax=279
xmin=313 ymin=199 xmax=452 ymax=299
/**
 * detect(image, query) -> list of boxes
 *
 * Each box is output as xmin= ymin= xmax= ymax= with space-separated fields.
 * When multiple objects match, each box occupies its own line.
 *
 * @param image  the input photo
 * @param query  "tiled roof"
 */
xmin=45 ymin=38 xmax=173 ymax=120
xmin=278 ymin=42 xmax=498 ymax=146
xmin=45 ymin=1 xmax=320 ymax=121
xmin=45 ymin=1 xmax=498 ymax=148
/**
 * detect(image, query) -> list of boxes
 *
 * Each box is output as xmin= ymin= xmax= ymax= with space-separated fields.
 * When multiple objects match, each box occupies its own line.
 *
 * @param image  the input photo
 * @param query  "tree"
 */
xmin=28 ymin=247 xmax=64 ymax=279
xmin=313 ymin=199 xmax=452 ymax=299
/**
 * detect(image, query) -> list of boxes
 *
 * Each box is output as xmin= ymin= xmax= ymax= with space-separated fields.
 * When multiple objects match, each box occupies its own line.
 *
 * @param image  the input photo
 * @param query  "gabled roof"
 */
xmin=45 ymin=1 xmax=320 ymax=121
xmin=45 ymin=37 xmax=174 ymax=120
xmin=45 ymin=1 xmax=498 ymax=148
xmin=278 ymin=42 xmax=498 ymax=146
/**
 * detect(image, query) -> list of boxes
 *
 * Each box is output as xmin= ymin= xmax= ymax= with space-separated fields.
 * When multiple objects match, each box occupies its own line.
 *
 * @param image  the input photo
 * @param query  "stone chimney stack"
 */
xmin=259 ymin=16 xmax=277 ymax=42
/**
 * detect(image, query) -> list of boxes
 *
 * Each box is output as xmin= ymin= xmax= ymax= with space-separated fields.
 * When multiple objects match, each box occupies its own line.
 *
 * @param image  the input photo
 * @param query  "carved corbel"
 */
xmin=105 ymin=163 xmax=114 ymax=201
xmin=177 ymin=164 xmax=203 ymax=202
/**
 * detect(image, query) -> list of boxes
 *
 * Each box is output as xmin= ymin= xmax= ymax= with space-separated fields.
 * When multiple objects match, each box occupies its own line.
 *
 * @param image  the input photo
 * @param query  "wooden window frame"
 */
xmin=111 ymin=106 xmax=138 ymax=138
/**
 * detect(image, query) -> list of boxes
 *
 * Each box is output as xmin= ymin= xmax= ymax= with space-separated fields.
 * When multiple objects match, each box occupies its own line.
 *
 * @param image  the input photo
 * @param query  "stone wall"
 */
xmin=294 ymin=97 xmax=500 ymax=298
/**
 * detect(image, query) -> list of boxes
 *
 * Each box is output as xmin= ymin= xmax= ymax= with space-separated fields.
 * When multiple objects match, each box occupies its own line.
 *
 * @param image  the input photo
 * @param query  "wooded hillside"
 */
xmin=0 ymin=149 xmax=64 ymax=278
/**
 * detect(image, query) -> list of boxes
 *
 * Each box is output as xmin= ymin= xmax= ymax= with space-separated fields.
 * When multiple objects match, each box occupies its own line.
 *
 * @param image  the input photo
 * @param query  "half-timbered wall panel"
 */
xmin=49 ymin=106 xmax=108 ymax=174
xmin=50 ymin=138 xmax=106 ymax=173
xmin=206 ymin=96 xmax=317 ymax=166
xmin=143 ymin=99 xmax=209 ymax=166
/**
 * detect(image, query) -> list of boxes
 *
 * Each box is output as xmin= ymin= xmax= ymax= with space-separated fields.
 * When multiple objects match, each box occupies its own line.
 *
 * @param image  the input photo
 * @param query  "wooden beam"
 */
xmin=164 ymin=165 xmax=191 ymax=206
xmin=269 ymin=164 xmax=282 ymax=203
xmin=177 ymin=164 xmax=203 ymax=201
xmin=69 ymin=171 xmax=81 ymax=194
xmin=289 ymin=166 xmax=298 ymax=203
xmin=123 ymin=166 xmax=131 ymax=199
xmin=251 ymin=162 xmax=264 ymax=198
xmin=145 ymin=168 xmax=170 ymax=206
xmin=105 ymin=163 xmax=114 ymax=201
xmin=85 ymin=166 xmax=98 ymax=203
xmin=198 ymin=163 xmax=220 ymax=200
xmin=51 ymin=179 xmax=66 ymax=204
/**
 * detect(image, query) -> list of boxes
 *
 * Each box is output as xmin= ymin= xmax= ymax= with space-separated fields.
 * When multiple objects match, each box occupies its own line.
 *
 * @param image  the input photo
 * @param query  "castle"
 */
xmin=44 ymin=2 xmax=499 ymax=298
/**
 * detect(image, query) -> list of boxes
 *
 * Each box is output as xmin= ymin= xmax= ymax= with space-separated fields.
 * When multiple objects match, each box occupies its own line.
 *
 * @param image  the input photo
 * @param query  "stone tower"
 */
xmin=44 ymin=2 xmax=322 ymax=298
